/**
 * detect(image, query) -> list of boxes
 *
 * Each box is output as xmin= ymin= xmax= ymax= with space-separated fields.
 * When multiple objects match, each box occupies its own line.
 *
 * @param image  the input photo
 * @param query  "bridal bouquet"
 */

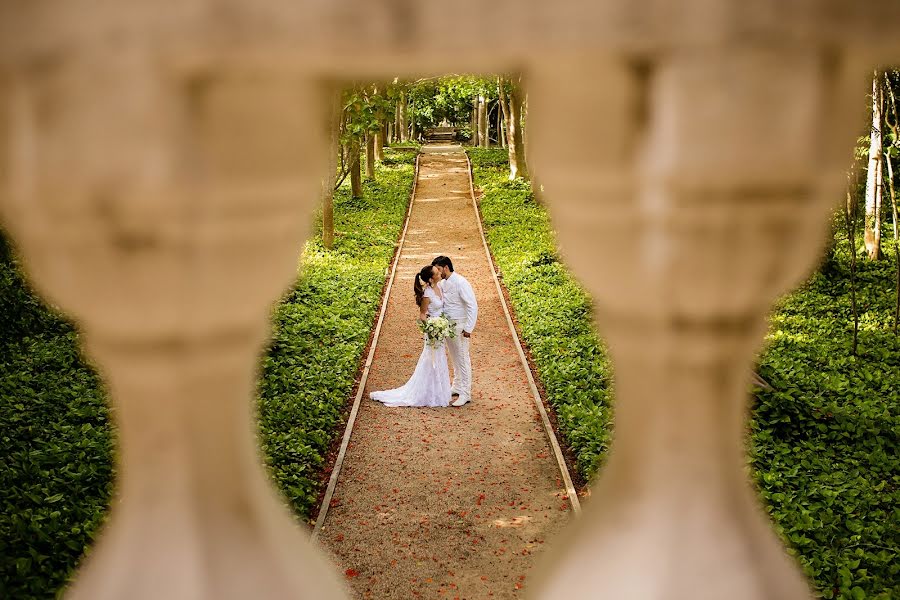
xmin=418 ymin=314 xmax=457 ymax=349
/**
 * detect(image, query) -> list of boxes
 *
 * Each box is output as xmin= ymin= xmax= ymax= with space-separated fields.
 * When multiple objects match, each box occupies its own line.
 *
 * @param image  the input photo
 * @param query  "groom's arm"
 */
xmin=460 ymin=278 xmax=478 ymax=335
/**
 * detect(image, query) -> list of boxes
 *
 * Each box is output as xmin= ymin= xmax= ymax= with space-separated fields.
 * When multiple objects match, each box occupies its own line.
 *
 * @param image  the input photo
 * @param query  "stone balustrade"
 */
xmin=1 ymin=1 xmax=897 ymax=598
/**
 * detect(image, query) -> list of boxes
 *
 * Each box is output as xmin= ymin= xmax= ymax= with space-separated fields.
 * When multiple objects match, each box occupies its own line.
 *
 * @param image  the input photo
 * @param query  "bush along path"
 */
xmin=0 ymin=232 xmax=114 ymax=600
xmin=467 ymin=149 xmax=614 ymax=481
xmin=0 ymin=148 xmax=417 ymax=599
xmin=258 ymin=147 xmax=418 ymax=520
xmin=317 ymin=145 xmax=575 ymax=600
xmin=469 ymin=147 xmax=899 ymax=600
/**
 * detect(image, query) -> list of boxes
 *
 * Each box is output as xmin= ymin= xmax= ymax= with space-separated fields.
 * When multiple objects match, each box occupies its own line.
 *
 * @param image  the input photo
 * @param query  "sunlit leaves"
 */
xmin=469 ymin=148 xmax=613 ymax=479
xmin=257 ymin=149 xmax=417 ymax=520
xmin=471 ymin=147 xmax=899 ymax=600
xmin=752 ymin=251 xmax=900 ymax=599
xmin=0 ymin=151 xmax=417 ymax=598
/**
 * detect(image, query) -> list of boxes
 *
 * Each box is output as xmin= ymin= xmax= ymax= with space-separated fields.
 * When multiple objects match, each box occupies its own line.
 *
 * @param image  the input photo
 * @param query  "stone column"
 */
xmin=1 ymin=48 xmax=347 ymax=600
xmin=527 ymin=47 xmax=867 ymax=599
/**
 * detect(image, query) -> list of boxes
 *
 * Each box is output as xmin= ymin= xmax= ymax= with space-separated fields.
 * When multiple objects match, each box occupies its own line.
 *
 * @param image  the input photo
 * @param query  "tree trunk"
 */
xmin=323 ymin=167 xmax=335 ymax=249
xmin=865 ymin=71 xmax=884 ymax=260
xmin=508 ymin=83 xmax=529 ymax=181
xmin=471 ymin=99 xmax=479 ymax=146
xmin=322 ymin=93 xmax=341 ymax=250
xmin=884 ymin=74 xmax=900 ymax=332
xmin=497 ymin=96 xmax=506 ymax=148
xmin=886 ymin=148 xmax=899 ymax=333
xmin=499 ymin=80 xmax=519 ymax=179
xmin=387 ymin=122 xmax=393 ymax=146
xmin=521 ymin=91 xmax=530 ymax=176
xmin=350 ymin=137 xmax=363 ymax=199
xmin=399 ymin=91 xmax=408 ymax=143
xmin=843 ymin=185 xmax=860 ymax=356
xmin=478 ymin=95 xmax=489 ymax=148
xmin=373 ymin=85 xmax=385 ymax=161
xmin=365 ymin=132 xmax=376 ymax=179
xmin=476 ymin=97 xmax=481 ymax=146
xmin=409 ymin=101 xmax=416 ymax=142
xmin=375 ymin=123 xmax=385 ymax=161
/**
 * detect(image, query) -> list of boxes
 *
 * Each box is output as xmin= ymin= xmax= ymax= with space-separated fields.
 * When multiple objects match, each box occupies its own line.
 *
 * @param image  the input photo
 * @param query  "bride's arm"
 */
xmin=419 ymin=297 xmax=430 ymax=322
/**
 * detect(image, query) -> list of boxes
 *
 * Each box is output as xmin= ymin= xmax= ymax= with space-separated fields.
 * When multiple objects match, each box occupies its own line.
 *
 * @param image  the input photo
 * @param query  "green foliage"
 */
xmin=752 ymin=252 xmax=900 ymax=599
xmin=342 ymin=84 xmax=393 ymax=143
xmin=257 ymin=147 xmax=415 ymax=519
xmin=409 ymin=76 xmax=496 ymax=132
xmin=468 ymin=148 xmax=614 ymax=478
xmin=0 ymin=148 xmax=415 ymax=598
xmin=384 ymin=142 xmax=421 ymax=155
xmin=470 ymin=148 xmax=900 ymax=600
xmin=0 ymin=236 xmax=68 ymax=341
xmin=0 ymin=232 xmax=114 ymax=599
xmin=467 ymin=148 xmax=510 ymax=169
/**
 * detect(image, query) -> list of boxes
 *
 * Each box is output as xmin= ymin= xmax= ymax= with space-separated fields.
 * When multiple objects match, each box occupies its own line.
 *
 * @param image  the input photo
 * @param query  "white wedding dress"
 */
xmin=370 ymin=286 xmax=451 ymax=407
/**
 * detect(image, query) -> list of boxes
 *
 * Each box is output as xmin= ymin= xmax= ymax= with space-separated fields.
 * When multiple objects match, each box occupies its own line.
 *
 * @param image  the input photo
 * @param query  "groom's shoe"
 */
xmin=451 ymin=396 xmax=470 ymax=407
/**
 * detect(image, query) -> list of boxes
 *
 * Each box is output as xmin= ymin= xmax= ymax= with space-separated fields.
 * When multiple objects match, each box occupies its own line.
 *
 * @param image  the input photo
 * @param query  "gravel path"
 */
xmin=318 ymin=145 xmax=573 ymax=599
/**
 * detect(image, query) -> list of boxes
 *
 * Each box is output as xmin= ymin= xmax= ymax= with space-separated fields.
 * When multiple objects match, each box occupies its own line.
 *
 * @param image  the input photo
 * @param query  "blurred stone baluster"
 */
xmin=527 ymin=47 xmax=867 ymax=599
xmin=1 ymin=47 xmax=346 ymax=599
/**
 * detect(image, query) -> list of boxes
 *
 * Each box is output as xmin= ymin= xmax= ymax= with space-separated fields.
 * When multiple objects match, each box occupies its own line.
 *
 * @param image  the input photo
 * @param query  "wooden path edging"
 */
xmin=311 ymin=153 xmax=421 ymax=539
xmin=463 ymin=149 xmax=582 ymax=516
xmin=312 ymin=145 xmax=582 ymax=542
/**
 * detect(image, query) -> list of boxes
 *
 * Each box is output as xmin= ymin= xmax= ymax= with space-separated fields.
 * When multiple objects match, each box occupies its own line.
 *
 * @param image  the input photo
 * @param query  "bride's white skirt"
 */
xmin=370 ymin=339 xmax=451 ymax=407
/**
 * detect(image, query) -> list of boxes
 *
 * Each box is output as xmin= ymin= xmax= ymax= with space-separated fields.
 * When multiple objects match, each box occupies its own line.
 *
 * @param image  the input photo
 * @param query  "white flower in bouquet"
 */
xmin=418 ymin=314 xmax=457 ymax=349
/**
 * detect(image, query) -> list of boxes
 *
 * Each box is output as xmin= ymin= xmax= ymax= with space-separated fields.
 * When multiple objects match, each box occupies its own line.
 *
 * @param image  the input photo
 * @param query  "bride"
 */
xmin=370 ymin=265 xmax=452 ymax=407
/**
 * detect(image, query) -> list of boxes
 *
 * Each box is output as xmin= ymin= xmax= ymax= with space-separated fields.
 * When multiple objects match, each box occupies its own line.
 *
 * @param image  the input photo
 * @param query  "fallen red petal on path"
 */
xmin=317 ymin=149 xmax=573 ymax=600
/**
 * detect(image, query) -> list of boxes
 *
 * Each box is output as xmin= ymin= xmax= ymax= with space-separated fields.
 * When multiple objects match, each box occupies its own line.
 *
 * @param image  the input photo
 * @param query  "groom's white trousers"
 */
xmin=446 ymin=328 xmax=472 ymax=401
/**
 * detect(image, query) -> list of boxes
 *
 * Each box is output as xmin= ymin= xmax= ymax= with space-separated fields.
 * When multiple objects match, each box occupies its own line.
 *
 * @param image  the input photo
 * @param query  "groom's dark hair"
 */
xmin=432 ymin=256 xmax=454 ymax=272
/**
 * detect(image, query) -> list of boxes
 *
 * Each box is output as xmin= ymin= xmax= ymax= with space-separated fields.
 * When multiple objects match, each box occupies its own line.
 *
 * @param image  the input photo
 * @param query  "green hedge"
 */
xmin=752 ymin=258 xmax=900 ymax=598
xmin=0 ymin=147 xmax=416 ymax=598
xmin=258 ymin=148 xmax=416 ymax=518
xmin=467 ymin=148 xmax=614 ymax=478
xmin=469 ymin=147 xmax=899 ymax=600
xmin=0 ymin=234 xmax=114 ymax=600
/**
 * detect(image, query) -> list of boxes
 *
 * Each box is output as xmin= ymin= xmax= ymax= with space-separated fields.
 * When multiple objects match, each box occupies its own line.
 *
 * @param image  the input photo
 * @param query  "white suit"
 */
xmin=440 ymin=272 xmax=478 ymax=402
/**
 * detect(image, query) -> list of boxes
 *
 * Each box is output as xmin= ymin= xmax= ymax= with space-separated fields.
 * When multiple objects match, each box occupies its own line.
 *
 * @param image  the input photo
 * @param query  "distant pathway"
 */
xmin=317 ymin=145 xmax=574 ymax=599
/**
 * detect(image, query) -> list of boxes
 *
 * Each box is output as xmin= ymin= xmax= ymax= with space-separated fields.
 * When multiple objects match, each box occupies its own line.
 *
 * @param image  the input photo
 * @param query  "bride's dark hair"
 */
xmin=414 ymin=265 xmax=435 ymax=306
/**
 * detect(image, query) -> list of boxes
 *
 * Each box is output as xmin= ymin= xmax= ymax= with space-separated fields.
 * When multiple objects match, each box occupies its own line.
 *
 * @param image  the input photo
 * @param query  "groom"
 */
xmin=432 ymin=256 xmax=478 ymax=407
